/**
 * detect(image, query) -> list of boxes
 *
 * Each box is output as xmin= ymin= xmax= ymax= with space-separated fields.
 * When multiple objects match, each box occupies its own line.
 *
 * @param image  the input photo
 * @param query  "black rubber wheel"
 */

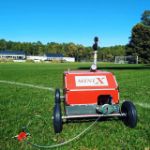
xmin=55 ymin=88 xmax=60 ymax=103
xmin=121 ymin=101 xmax=137 ymax=128
xmin=53 ymin=104 xmax=62 ymax=133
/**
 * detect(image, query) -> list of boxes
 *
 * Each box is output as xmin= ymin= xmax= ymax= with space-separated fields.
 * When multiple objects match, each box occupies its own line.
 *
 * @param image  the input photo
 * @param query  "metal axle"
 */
xmin=61 ymin=113 xmax=126 ymax=119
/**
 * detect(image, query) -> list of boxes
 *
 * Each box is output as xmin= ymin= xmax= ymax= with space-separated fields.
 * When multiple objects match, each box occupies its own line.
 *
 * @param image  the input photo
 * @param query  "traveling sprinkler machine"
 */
xmin=53 ymin=37 xmax=137 ymax=133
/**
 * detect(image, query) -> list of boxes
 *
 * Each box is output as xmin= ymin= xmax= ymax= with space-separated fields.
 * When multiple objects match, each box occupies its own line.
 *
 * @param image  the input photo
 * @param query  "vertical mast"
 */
xmin=91 ymin=37 xmax=99 ymax=71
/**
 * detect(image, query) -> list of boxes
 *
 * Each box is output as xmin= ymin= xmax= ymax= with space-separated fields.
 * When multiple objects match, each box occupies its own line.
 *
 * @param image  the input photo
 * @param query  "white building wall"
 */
xmin=47 ymin=57 xmax=63 ymax=61
xmin=27 ymin=56 xmax=47 ymax=61
xmin=63 ymin=57 xmax=75 ymax=62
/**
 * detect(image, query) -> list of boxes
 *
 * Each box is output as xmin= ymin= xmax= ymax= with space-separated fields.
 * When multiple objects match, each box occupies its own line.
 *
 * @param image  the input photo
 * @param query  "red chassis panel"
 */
xmin=64 ymin=70 xmax=119 ymax=105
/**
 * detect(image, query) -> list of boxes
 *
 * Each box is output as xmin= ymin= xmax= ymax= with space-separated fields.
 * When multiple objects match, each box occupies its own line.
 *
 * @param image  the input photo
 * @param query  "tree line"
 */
xmin=0 ymin=39 xmax=125 ymax=62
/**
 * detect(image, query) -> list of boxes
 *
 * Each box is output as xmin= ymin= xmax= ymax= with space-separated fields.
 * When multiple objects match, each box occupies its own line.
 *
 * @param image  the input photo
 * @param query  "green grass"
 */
xmin=0 ymin=63 xmax=150 ymax=150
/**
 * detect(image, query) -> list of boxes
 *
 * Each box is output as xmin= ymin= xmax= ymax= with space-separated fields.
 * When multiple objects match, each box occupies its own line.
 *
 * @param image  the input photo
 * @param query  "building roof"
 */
xmin=46 ymin=53 xmax=63 ymax=57
xmin=0 ymin=50 xmax=25 ymax=55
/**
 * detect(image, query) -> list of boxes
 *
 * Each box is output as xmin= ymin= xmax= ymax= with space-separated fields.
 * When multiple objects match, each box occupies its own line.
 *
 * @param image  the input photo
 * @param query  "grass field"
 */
xmin=0 ymin=63 xmax=150 ymax=150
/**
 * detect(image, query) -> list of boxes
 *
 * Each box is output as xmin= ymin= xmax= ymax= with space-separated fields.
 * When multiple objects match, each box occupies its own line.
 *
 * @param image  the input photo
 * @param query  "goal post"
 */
xmin=114 ymin=55 xmax=138 ymax=64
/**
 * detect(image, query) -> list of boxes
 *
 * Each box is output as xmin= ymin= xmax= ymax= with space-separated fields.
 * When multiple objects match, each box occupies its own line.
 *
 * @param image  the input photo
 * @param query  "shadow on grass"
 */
xmin=78 ymin=64 xmax=150 ymax=70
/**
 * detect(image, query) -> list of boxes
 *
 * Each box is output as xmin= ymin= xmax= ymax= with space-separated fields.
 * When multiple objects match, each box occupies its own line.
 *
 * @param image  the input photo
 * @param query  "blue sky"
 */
xmin=0 ymin=0 xmax=150 ymax=47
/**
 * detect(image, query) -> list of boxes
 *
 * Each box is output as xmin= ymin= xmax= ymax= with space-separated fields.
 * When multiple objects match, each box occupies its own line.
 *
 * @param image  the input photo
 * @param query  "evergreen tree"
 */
xmin=126 ymin=11 xmax=150 ymax=63
xmin=141 ymin=10 xmax=150 ymax=26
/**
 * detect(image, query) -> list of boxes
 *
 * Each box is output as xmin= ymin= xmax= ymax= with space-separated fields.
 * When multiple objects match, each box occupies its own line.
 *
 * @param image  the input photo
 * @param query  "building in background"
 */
xmin=0 ymin=50 xmax=25 ymax=60
xmin=63 ymin=57 xmax=75 ymax=62
xmin=27 ymin=55 xmax=47 ymax=62
xmin=0 ymin=50 xmax=75 ymax=62
xmin=27 ymin=54 xmax=64 ymax=62
xmin=46 ymin=53 xmax=64 ymax=61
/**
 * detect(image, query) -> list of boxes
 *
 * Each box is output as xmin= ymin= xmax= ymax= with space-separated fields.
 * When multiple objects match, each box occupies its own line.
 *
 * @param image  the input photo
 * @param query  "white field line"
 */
xmin=0 ymin=80 xmax=149 ymax=109
xmin=135 ymin=102 xmax=150 ymax=109
xmin=0 ymin=80 xmax=54 ymax=91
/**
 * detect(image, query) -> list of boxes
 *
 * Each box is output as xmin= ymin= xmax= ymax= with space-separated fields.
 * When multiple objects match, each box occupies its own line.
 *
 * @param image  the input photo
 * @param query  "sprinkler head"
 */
xmin=93 ymin=36 xmax=99 ymax=51
xmin=94 ymin=37 xmax=99 ymax=43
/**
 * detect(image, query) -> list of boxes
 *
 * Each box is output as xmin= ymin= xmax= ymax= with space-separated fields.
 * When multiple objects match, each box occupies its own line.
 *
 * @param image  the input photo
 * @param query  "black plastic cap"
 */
xmin=93 ymin=36 xmax=99 ymax=51
xmin=94 ymin=37 xmax=99 ymax=43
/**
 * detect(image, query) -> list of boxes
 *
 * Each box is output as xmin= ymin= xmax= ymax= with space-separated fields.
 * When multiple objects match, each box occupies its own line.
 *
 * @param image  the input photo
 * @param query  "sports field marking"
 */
xmin=135 ymin=102 xmax=150 ymax=109
xmin=0 ymin=80 xmax=54 ymax=91
xmin=0 ymin=80 xmax=149 ymax=109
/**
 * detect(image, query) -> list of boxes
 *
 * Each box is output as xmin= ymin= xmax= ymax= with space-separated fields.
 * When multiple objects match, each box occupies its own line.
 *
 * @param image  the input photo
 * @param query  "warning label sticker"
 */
xmin=75 ymin=76 xmax=108 ymax=87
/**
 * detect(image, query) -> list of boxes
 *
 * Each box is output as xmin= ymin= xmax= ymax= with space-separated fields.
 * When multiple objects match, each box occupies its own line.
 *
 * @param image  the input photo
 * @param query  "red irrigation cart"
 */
xmin=53 ymin=37 xmax=137 ymax=133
